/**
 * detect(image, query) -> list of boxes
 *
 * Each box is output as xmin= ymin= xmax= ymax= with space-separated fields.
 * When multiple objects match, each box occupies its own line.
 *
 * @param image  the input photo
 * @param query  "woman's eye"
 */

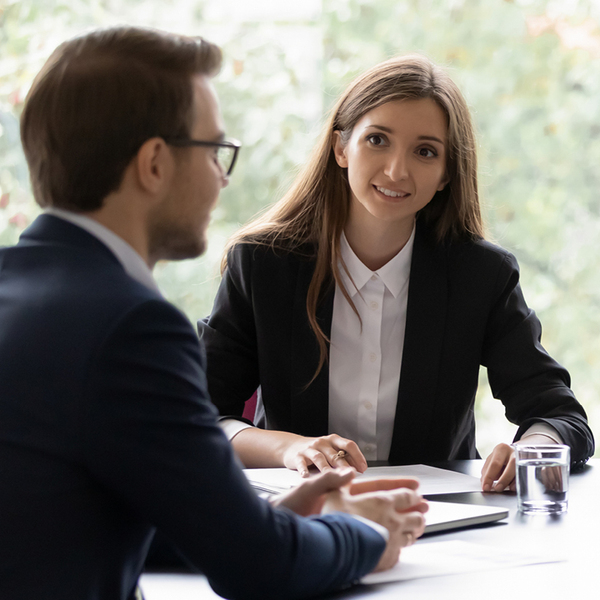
xmin=367 ymin=134 xmax=387 ymax=146
xmin=417 ymin=147 xmax=436 ymax=158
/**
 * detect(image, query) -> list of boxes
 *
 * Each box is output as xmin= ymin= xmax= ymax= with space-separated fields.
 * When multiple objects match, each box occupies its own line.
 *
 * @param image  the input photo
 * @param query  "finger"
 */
xmin=492 ymin=455 xmax=516 ymax=492
xmin=325 ymin=446 xmax=353 ymax=469
xmin=304 ymin=449 xmax=334 ymax=473
xmin=481 ymin=443 xmax=512 ymax=492
xmin=306 ymin=468 xmax=356 ymax=494
xmin=387 ymin=488 xmax=423 ymax=512
xmin=294 ymin=456 xmax=310 ymax=478
xmin=402 ymin=511 xmax=426 ymax=538
xmin=271 ymin=470 xmax=355 ymax=517
xmin=481 ymin=458 xmax=503 ymax=491
xmin=398 ymin=499 xmax=429 ymax=515
xmin=330 ymin=436 xmax=368 ymax=472
xmin=349 ymin=478 xmax=420 ymax=495
xmin=331 ymin=456 xmax=351 ymax=470
xmin=308 ymin=440 xmax=352 ymax=469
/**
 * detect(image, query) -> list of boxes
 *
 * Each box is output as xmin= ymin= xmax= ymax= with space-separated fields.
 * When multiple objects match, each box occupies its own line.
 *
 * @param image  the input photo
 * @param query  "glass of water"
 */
xmin=514 ymin=444 xmax=570 ymax=515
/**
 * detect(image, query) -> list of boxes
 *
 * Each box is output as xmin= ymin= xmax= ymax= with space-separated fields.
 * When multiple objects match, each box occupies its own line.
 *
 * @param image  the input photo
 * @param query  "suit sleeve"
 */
xmin=482 ymin=252 xmax=595 ymax=468
xmin=81 ymin=299 xmax=384 ymax=600
xmin=198 ymin=243 xmax=260 ymax=418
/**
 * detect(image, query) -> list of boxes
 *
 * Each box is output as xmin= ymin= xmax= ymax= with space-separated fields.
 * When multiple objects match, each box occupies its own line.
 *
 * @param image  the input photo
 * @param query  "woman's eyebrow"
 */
xmin=365 ymin=124 xmax=393 ymax=133
xmin=364 ymin=125 xmax=445 ymax=145
xmin=418 ymin=135 xmax=445 ymax=145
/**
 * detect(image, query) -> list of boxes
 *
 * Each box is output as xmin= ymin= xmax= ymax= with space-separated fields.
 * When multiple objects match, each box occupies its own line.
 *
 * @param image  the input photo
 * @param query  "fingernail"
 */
xmin=493 ymin=483 xmax=504 ymax=493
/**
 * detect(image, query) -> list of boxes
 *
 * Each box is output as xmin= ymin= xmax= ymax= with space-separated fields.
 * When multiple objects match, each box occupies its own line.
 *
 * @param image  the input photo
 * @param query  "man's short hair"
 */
xmin=20 ymin=26 xmax=222 ymax=211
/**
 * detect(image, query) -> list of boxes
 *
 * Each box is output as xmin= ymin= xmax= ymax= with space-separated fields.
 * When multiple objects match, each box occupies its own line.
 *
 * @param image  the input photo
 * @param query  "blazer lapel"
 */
xmin=389 ymin=224 xmax=448 ymax=464
xmin=290 ymin=258 xmax=333 ymax=437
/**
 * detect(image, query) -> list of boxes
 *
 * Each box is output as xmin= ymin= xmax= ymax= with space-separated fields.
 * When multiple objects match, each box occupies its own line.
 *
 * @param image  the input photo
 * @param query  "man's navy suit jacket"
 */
xmin=0 ymin=215 xmax=385 ymax=600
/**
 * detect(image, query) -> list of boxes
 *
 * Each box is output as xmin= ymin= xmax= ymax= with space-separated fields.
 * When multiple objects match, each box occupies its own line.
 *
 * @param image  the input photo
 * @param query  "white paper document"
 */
xmin=361 ymin=540 xmax=565 ymax=584
xmin=244 ymin=464 xmax=483 ymax=496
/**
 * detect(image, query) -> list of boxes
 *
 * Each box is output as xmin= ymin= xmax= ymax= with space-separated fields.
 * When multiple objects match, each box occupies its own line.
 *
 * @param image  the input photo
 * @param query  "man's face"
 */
xmin=148 ymin=75 xmax=227 ymax=262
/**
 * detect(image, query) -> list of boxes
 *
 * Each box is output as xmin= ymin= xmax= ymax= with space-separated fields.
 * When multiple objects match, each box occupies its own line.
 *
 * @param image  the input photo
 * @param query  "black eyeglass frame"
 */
xmin=164 ymin=137 xmax=241 ymax=176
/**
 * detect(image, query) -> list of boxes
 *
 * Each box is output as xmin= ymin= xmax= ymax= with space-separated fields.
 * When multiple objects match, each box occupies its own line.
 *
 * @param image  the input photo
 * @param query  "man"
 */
xmin=0 ymin=27 xmax=426 ymax=600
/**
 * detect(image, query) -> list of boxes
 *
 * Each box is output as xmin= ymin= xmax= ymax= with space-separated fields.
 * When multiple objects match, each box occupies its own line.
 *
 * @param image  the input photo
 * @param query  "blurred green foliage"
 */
xmin=1 ymin=0 xmax=598 ymax=454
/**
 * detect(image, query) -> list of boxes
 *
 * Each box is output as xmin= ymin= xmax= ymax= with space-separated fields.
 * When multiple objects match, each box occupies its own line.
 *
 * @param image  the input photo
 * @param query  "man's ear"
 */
xmin=135 ymin=137 xmax=174 ymax=195
xmin=332 ymin=131 xmax=348 ymax=168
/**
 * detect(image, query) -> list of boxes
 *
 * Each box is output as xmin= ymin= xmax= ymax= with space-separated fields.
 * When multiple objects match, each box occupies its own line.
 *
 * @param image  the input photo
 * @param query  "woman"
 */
xmin=199 ymin=55 xmax=594 ymax=491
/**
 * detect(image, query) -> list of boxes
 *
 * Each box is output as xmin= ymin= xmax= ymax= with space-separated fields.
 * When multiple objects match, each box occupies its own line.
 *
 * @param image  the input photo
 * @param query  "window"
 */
xmin=1 ymin=0 xmax=598 ymax=455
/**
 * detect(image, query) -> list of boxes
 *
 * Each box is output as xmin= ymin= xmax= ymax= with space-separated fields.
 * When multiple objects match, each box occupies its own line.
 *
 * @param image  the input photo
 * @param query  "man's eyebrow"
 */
xmin=365 ymin=125 xmax=445 ymax=145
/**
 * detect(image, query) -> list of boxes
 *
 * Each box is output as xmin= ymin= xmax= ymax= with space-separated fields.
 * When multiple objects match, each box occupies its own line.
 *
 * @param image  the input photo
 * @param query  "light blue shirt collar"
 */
xmin=44 ymin=208 xmax=161 ymax=294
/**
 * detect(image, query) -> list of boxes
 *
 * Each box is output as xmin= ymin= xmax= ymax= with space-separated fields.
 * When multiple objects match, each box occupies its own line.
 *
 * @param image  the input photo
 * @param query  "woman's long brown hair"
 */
xmin=222 ymin=54 xmax=483 ymax=380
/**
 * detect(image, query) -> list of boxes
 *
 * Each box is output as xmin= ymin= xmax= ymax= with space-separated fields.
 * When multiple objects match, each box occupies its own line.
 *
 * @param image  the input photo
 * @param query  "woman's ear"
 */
xmin=332 ymin=131 xmax=348 ymax=168
xmin=437 ymin=173 xmax=449 ymax=191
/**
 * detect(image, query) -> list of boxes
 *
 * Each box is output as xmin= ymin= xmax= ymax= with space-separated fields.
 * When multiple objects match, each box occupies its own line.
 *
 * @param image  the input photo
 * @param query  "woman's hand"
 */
xmin=229 ymin=427 xmax=367 ymax=475
xmin=282 ymin=433 xmax=368 ymax=477
xmin=481 ymin=434 xmax=561 ymax=492
xmin=481 ymin=442 xmax=515 ymax=492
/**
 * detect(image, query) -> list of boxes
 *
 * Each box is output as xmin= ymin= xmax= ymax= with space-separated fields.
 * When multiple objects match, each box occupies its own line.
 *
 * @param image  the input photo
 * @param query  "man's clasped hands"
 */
xmin=271 ymin=469 xmax=428 ymax=572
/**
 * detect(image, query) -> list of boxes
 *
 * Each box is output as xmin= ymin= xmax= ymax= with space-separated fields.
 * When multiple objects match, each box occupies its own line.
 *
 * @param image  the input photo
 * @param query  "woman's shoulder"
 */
xmin=457 ymin=236 xmax=517 ymax=262
xmin=417 ymin=221 xmax=517 ymax=265
xmin=226 ymin=235 xmax=317 ymax=269
xmin=471 ymin=237 xmax=519 ymax=270
xmin=440 ymin=235 xmax=521 ymax=287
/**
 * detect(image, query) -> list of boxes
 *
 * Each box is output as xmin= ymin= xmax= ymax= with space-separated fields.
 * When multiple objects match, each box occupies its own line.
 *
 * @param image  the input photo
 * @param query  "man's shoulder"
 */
xmin=0 ymin=226 xmax=190 ymax=352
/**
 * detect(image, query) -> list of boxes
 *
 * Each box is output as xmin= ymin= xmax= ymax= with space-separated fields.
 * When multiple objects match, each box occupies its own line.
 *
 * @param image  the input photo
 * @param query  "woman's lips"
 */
xmin=374 ymin=185 xmax=410 ymax=199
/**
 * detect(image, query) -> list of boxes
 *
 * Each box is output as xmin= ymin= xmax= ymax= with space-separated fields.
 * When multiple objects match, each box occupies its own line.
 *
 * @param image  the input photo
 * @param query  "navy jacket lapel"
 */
xmin=389 ymin=223 xmax=448 ymax=464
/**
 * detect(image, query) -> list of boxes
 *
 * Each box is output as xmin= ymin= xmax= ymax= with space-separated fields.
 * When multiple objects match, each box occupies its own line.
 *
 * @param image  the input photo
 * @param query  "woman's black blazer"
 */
xmin=198 ymin=222 xmax=594 ymax=468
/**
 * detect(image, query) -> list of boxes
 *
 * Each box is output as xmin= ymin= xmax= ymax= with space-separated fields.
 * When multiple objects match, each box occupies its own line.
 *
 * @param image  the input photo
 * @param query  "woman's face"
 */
xmin=333 ymin=97 xmax=448 ymax=234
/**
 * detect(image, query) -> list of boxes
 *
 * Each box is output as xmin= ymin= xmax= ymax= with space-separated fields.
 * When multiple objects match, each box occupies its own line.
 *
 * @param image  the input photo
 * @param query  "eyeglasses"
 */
xmin=164 ymin=137 xmax=241 ymax=176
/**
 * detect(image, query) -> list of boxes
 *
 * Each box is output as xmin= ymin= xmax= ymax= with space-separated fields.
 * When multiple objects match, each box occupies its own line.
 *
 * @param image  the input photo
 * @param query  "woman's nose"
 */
xmin=384 ymin=153 xmax=409 ymax=181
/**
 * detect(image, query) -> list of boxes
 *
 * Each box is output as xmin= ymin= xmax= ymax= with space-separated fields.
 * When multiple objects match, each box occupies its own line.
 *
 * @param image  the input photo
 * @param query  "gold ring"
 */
xmin=333 ymin=450 xmax=348 ymax=461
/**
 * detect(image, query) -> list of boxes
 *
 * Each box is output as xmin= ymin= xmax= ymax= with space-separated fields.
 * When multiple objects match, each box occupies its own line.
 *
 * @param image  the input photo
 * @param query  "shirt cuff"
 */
xmin=219 ymin=418 xmax=253 ymax=441
xmin=349 ymin=515 xmax=389 ymax=542
xmin=518 ymin=423 xmax=563 ymax=445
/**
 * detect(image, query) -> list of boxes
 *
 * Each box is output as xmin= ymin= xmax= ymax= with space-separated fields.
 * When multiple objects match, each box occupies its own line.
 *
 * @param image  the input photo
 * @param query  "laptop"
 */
xmin=244 ymin=468 xmax=508 ymax=534
xmin=244 ymin=465 xmax=509 ymax=534
xmin=422 ymin=500 xmax=508 ymax=534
